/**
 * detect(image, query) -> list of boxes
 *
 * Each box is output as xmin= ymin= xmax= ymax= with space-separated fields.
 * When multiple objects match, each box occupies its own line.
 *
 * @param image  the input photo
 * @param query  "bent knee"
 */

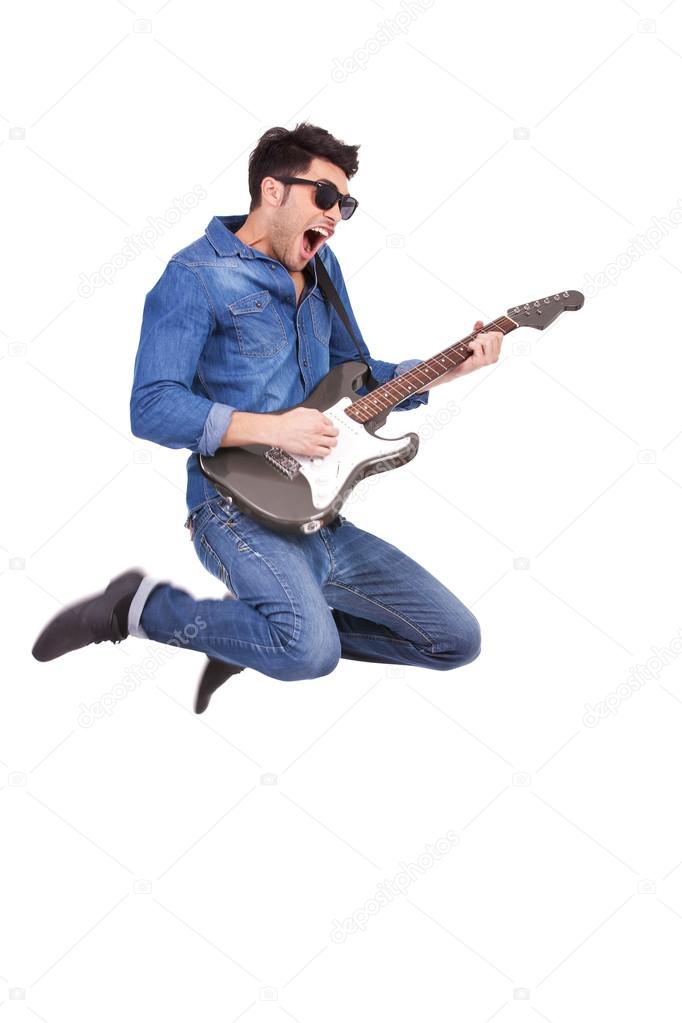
xmin=432 ymin=612 xmax=481 ymax=670
xmin=274 ymin=632 xmax=342 ymax=682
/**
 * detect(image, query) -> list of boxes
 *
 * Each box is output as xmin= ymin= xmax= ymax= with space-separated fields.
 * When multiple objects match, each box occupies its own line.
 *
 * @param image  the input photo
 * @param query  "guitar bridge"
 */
xmin=264 ymin=446 xmax=301 ymax=480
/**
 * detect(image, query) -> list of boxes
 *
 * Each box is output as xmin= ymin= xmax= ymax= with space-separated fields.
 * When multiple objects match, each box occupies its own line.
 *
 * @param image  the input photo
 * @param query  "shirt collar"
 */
xmin=204 ymin=214 xmax=318 ymax=285
xmin=205 ymin=215 xmax=252 ymax=257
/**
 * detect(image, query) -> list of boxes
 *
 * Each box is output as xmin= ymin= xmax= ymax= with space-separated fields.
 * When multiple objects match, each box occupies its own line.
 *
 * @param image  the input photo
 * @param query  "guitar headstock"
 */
xmin=507 ymin=290 xmax=584 ymax=330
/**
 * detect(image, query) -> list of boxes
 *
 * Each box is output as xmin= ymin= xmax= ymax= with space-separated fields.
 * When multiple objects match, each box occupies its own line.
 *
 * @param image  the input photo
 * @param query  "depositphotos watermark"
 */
xmin=77 ymin=185 xmax=208 ymax=297
xmin=331 ymin=0 xmax=435 ymax=82
xmin=77 ymin=615 xmax=207 ymax=727
xmin=330 ymin=829 xmax=459 ymax=942
xmin=582 ymin=627 xmax=682 ymax=728
xmin=583 ymin=198 xmax=682 ymax=297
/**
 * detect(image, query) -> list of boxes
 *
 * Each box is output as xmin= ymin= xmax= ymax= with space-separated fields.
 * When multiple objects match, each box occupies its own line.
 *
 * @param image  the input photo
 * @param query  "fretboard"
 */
xmin=344 ymin=314 xmax=519 ymax=424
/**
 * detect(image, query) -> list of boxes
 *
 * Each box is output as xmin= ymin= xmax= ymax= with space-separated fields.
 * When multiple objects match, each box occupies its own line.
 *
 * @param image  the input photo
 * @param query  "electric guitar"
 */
xmin=199 ymin=289 xmax=585 ymax=533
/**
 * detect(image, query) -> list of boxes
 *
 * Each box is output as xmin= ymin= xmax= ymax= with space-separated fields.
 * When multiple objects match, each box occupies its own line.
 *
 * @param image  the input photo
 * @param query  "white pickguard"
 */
xmin=292 ymin=397 xmax=412 ymax=509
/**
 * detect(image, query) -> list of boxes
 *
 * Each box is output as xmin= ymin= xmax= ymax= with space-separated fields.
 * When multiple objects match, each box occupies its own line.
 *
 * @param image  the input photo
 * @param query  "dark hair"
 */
xmin=247 ymin=122 xmax=360 ymax=212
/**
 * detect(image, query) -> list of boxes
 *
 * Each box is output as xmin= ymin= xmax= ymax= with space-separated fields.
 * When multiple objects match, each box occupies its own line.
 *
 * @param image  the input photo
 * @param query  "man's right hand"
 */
xmin=272 ymin=407 xmax=339 ymax=458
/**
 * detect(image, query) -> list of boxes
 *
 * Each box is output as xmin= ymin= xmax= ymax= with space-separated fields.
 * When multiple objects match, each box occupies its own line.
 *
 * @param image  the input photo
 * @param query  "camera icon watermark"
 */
xmin=9 ymin=771 xmax=27 ymax=787
xmin=637 ymin=449 xmax=656 ymax=464
xmin=513 ymin=557 xmax=530 ymax=570
xmin=512 ymin=771 xmax=531 ymax=787
xmin=636 ymin=879 xmax=656 ymax=895
xmin=259 ymin=986 xmax=278 ymax=1001
xmin=386 ymin=233 xmax=406 ymax=249
xmin=133 ymin=879 xmax=153 ymax=894
xmin=9 ymin=126 xmax=25 ymax=140
xmin=133 ymin=449 xmax=152 ymax=464
xmin=513 ymin=127 xmax=530 ymax=141
xmin=9 ymin=557 xmax=26 ymax=570
xmin=260 ymin=773 xmax=278 ymax=786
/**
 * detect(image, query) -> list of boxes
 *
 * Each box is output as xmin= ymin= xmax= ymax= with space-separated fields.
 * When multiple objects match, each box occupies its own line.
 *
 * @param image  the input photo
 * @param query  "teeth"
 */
xmin=309 ymin=226 xmax=329 ymax=237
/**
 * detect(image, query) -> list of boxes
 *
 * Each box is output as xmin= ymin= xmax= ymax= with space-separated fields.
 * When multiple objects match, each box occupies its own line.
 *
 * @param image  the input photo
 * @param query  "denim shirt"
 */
xmin=130 ymin=214 xmax=430 ymax=514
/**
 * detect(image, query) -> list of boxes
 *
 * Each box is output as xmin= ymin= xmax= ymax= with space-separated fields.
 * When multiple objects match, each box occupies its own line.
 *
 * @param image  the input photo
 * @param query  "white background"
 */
xmin=3 ymin=0 xmax=682 ymax=1019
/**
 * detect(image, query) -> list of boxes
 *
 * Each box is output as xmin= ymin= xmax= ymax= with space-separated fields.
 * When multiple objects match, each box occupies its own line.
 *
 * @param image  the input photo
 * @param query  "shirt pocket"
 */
xmin=309 ymin=292 xmax=332 ymax=347
xmin=228 ymin=289 xmax=288 ymax=358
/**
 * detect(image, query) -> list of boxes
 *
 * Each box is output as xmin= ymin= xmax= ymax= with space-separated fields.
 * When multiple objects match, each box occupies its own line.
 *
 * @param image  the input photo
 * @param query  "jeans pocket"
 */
xmin=207 ymin=495 xmax=245 ymax=529
xmin=185 ymin=502 xmax=212 ymax=541
xmin=198 ymin=534 xmax=232 ymax=587
xmin=195 ymin=524 xmax=239 ymax=596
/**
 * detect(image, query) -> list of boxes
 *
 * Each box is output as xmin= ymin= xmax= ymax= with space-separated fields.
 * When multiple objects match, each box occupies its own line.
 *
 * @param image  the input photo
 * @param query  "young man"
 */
xmin=32 ymin=123 xmax=503 ymax=713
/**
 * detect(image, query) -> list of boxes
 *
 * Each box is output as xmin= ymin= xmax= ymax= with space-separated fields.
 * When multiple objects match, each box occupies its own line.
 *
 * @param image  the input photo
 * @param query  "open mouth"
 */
xmin=301 ymin=225 xmax=332 ymax=259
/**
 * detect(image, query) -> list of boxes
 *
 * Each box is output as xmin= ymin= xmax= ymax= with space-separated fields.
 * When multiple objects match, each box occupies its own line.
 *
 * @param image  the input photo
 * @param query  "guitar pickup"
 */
xmin=264 ymin=446 xmax=301 ymax=480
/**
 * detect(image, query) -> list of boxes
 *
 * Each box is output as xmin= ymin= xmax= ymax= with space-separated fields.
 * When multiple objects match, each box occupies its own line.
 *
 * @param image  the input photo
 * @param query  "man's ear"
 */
xmin=261 ymin=176 xmax=283 ymax=208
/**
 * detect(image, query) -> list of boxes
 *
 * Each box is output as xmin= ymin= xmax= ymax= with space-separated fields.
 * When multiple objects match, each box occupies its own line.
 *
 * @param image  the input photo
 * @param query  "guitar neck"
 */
xmin=345 ymin=314 xmax=519 ymax=424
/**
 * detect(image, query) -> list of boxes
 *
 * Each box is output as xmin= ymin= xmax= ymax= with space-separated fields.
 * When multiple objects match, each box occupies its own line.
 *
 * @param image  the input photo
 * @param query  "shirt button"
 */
xmin=303 ymin=360 xmax=308 ymax=367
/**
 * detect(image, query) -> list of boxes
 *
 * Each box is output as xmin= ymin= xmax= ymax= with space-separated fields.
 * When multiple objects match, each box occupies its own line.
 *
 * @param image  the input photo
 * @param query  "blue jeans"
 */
xmin=130 ymin=495 xmax=481 ymax=681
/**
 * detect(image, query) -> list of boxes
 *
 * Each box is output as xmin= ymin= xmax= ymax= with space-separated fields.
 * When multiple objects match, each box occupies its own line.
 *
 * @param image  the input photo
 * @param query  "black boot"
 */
xmin=32 ymin=569 xmax=146 ymax=662
xmin=194 ymin=657 xmax=245 ymax=714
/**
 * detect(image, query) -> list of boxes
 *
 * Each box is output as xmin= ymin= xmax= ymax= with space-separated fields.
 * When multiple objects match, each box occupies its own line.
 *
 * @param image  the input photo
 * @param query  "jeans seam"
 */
xmin=318 ymin=527 xmax=337 ymax=583
xmin=327 ymin=581 xmax=436 ymax=646
xmin=336 ymin=629 xmax=420 ymax=647
xmin=149 ymin=626 xmax=284 ymax=654
xmin=199 ymin=534 xmax=233 ymax=592
xmin=199 ymin=508 xmax=303 ymax=653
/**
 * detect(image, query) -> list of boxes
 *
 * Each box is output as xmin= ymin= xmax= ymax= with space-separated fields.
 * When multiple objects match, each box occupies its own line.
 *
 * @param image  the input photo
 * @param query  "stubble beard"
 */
xmin=272 ymin=213 xmax=306 ymax=272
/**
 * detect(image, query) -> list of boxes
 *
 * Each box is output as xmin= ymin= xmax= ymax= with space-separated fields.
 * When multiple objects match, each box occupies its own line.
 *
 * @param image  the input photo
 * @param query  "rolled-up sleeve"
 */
xmin=322 ymin=249 xmax=429 ymax=412
xmin=130 ymin=259 xmax=235 ymax=454
xmin=394 ymin=356 xmax=429 ymax=393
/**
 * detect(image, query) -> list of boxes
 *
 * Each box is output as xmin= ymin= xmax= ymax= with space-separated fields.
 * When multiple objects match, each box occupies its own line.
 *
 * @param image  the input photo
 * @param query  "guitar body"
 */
xmin=199 ymin=361 xmax=420 ymax=534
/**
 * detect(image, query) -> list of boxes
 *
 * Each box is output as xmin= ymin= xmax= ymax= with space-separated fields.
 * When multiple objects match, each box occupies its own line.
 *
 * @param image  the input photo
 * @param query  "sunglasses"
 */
xmin=274 ymin=176 xmax=359 ymax=220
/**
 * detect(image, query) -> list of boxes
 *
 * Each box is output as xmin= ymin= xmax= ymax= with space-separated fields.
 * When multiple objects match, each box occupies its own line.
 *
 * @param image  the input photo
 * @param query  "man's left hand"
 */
xmin=412 ymin=319 xmax=505 ymax=393
xmin=446 ymin=319 xmax=503 ymax=380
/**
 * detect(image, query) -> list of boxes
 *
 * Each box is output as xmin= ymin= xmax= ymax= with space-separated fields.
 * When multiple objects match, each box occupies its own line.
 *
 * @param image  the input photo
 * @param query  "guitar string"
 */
xmin=349 ymin=314 xmax=515 ymax=418
xmin=351 ymin=290 xmax=580 ymax=417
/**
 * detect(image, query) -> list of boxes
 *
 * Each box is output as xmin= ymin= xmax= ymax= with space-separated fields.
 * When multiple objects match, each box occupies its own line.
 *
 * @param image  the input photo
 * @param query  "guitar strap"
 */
xmin=314 ymin=253 xmax=381 ymax=392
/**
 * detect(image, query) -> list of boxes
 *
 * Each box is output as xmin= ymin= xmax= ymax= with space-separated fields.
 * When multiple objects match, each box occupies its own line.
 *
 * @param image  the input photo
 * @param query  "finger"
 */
xmin=488 ymin=331 xmax=503 ymax=356
xmin=476 ymin=337 xmax=492 ymax=360
xmin=471 ymin=339 xmax=492 ymax=366
xmin=478 ymin=335 xmax=501 ymax=363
